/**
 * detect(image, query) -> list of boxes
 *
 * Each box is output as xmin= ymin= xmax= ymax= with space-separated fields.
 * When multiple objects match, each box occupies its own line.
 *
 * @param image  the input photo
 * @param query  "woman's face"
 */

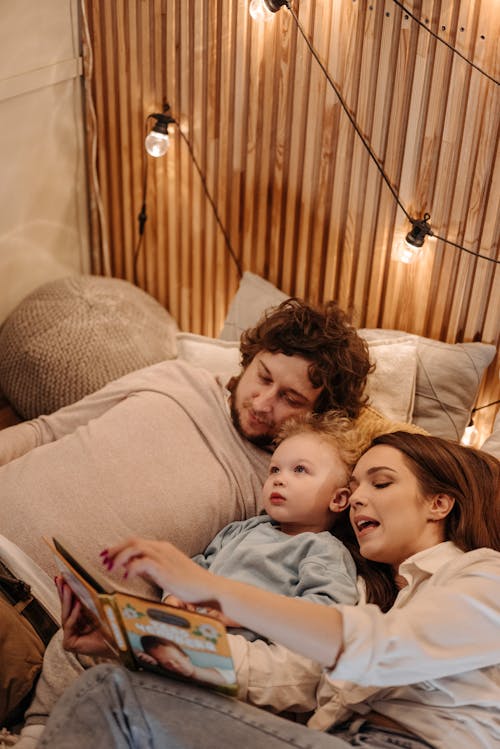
xmin=349 ymin=444 xmax=446 ymax=570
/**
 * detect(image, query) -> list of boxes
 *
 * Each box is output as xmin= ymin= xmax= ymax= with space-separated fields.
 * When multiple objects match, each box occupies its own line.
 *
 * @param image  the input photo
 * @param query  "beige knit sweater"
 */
xmin=0 ymin=360 xmax=270 ymax=597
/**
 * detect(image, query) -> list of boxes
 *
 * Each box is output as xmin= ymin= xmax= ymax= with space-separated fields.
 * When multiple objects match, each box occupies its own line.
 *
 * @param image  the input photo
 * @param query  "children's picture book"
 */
xmin=46 ymin=537 xmax=237 ymax=695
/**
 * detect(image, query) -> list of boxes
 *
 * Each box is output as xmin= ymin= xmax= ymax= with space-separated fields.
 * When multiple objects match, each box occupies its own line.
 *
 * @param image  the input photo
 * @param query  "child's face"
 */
xmin=261 ymin=432 xmax=349 ymax=535
xmin=149 ymin=643 xmax=193 ymax=676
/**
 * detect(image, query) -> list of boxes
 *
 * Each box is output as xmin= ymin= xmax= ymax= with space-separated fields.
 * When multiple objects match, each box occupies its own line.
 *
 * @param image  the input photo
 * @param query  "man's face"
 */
xmin=230 ymin=351 xmax=323 ymax=447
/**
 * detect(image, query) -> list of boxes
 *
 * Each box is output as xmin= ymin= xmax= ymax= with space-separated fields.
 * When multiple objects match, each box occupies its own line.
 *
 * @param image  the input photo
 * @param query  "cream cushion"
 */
xmin=176 ymin=332 xmax=417 ymax=424
xmin=215 ymin=272 xmax=496 ymax=440
xmin=0 ymin=275 xmax=179 ymax=419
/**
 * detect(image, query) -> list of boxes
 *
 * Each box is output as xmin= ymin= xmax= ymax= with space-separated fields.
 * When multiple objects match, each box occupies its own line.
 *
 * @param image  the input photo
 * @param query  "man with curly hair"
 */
xmin=0 ymin=296 xmax=380 ymax=747
xmin=0 ymin=297 xmax=372 ymax=572
xmin=228 ymin=298 xmax=372 ymax=447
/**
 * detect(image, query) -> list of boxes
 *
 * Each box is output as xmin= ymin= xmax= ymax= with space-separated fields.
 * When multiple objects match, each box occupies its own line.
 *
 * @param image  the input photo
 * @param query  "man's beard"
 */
xmin=227 ymin=375 xmax=275 ymax=449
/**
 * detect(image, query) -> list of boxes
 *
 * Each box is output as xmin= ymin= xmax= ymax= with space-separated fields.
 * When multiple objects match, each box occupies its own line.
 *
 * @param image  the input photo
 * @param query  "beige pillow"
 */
xmin=360 ymin=329 xmax=496 ymax=441
xmin=176 ymin=332 xmax=417 ymax=424
xmin=219 ymin=272 xmax=288 ymax=340
xmin=217 ymin=272 xmax=496 ymax=440
xmin=0 ymin=275 xmax=179 ymax=419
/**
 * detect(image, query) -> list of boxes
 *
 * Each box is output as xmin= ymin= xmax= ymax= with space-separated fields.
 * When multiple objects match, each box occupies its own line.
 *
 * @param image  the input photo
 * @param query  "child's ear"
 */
xmin=329 ymin=488 xmax=350 ymax=513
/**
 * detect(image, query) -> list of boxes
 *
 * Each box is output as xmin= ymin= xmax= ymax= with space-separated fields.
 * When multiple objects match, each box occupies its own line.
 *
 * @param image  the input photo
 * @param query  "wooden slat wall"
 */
xmin=82 ymin=0 xmax=499 ymax=441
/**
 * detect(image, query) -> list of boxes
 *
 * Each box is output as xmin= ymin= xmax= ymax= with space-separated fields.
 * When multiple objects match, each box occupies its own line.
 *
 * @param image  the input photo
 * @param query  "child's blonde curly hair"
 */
xmin=275 ymin=407 xmax=428 ymax=471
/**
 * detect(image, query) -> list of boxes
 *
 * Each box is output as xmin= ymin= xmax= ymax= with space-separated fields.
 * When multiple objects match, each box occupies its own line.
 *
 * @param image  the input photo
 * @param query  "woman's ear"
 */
xmin=330 ymin=488 xmax=350 ymax=513
xmin=428 ymin=493 xmax=455 ymax=522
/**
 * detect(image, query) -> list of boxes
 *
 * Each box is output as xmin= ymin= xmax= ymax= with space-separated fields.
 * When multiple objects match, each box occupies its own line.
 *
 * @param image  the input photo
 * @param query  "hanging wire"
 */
xmin=174 ymin=124 xmax=243 ymax=278
xmin=472 ymin=399 xmax=500 ymax=413
xmin=392 ymin=0 xmax=499 ymax=87
xmin=80 ymin=0 xmax=111 ymax=276
xmin=285 ymin=3 xmax=500 ymax=267
xmin=134 ymin=116 xmax=243 ymax=284
xmin=133 ymin=115 xmax=155 ymax=286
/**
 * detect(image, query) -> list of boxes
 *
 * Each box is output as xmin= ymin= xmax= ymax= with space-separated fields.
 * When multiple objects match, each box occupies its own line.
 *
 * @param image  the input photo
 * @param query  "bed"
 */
xmin=0 ymin=271 xmax=497 ymax=740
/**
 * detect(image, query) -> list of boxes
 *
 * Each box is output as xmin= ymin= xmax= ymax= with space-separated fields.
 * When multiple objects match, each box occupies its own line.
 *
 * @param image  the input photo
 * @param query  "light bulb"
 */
xmin=249 ymin=0 xmax=279 ymax=22
xmin=461 ymin=422 xmax=480 ymax=447
xmin=392 ymin=214 xmax=432 ymax=263
xmin=392 ymin=236 xmax=425 ymax=264
xmin=145 ymin=129 xmax=170 ymax=158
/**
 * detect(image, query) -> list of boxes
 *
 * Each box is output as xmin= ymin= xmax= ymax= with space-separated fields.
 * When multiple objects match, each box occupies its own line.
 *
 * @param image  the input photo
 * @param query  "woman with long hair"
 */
xmin=38 ymin=432 xmax=500 ymax=749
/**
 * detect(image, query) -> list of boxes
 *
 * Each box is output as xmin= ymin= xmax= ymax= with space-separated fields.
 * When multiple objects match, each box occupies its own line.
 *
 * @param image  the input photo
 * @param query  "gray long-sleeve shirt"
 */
xmin=191 ymin=514 xmax=358 ymax=606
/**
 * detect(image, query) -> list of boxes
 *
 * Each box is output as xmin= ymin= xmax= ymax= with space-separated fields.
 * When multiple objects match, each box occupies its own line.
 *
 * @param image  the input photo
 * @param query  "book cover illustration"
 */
xmin=46 ymin=537 xmax=237 ymax=695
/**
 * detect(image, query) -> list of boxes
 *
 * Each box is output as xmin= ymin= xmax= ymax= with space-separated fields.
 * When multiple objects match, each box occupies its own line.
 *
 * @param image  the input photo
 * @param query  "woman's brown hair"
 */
xmin=354 ymin=432 xmax=500 ymax=611
xmin=372 ymin=431 xmax=500 ymax=552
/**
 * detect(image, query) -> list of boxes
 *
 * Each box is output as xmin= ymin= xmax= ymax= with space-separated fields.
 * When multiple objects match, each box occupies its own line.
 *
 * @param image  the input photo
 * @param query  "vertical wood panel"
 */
xmin=83 ymin=0 xmax=499 ymax=441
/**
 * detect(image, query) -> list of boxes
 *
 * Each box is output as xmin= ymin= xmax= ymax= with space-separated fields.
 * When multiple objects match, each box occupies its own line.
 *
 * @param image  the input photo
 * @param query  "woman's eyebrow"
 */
xmin=350 ymin=466 xmax=397 ymax=483
xmin=366 ymin=466 xmax=397 ymax=476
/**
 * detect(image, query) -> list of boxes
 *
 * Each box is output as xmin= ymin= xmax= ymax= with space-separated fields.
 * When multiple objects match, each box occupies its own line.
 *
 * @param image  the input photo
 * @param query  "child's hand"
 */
xmin=55 ymin=576 xmax=116 ymax=658
xmin=197 ymin=606 xmax=241 ymax=627
xmin=163 ymin=594 xmax=197 ymax=612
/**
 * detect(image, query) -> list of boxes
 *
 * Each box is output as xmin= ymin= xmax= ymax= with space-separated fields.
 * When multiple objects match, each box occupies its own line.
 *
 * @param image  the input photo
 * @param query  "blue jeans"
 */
xmin=38 ymin=664 xmax=432 ymax=749
xmin=330 ymin=719 xmax=435 ymax=748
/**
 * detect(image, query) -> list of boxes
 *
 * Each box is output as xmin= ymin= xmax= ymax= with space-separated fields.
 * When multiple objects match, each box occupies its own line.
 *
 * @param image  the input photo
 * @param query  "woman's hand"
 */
xmin=56 ymin=576 xmax=116 ymax=658
xmin=101 ymin=538 xmax=219 ymax=607
xmin=99 ymin=538 xmax=345 ymax=668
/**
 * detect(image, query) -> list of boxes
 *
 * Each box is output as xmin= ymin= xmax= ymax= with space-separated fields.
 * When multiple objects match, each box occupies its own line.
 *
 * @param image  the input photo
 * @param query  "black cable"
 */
xmin=286 ymin=2 xmax=412 ymax=223
xmin=133 ymin=116 xmax=153 ymax=286
xmin=135 ymin=116 xmax=243 ymax=281
xmin=174 ymin=122 xmax=243 ymax=277
xmin=472 ymin=399 xmax=500 ymax=413
xmin=286 ymin=3 xmax=500 ymax=266
xmin=391 ymin=0 xmax=499 ymax=87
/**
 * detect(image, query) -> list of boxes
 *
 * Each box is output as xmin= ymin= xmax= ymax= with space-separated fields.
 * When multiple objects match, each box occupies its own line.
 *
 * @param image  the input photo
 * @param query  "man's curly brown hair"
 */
xmin=239 ymin=298 xmax=373 ymax=419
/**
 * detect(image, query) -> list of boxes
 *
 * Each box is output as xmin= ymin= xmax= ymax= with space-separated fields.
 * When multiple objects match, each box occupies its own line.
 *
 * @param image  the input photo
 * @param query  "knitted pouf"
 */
xmin=0 ymin=275 xmax=179 ymax=419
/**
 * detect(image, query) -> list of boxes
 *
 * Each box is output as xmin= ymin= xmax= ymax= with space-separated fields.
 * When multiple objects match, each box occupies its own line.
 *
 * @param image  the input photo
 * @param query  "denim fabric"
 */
xmin=330 ymin=718 xmax=435 ymax=749
xmin=39 ymin=664 xmax=350 ymax=749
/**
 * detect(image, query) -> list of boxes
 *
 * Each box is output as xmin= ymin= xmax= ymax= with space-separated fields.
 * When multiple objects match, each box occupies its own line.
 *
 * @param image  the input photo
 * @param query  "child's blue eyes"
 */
xmin=269 ymin=465 xmax=308 ymax=475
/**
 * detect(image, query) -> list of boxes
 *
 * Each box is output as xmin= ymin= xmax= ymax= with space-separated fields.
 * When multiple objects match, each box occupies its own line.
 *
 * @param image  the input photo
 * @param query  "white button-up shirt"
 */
xmin=309 ymin=542 xmax=500 ymax=749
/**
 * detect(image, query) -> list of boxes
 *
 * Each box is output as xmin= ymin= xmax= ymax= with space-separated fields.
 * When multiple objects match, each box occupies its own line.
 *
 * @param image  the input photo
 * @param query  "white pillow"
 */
xmin=176 ymin=332 xmax=417 ymax=423
xmin=216 ymin=272 xmax=496 ymax=440
xmin=364 ymin=338 xmax=417 ymax=422
xmin=176 ymin=333 xmax=241 ymax=383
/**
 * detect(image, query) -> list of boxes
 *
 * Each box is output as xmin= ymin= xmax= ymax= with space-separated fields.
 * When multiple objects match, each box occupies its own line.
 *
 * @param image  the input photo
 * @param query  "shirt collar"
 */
xmin=399 ymin=541 xmax=463 ymax=579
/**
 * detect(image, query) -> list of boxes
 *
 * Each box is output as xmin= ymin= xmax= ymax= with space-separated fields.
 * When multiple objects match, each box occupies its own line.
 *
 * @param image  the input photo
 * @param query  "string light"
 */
xmin=249 ymin=0 xmax=288 ymax=22
xmin=144 ymin=108 xmax=176 ymax=157
xmin=461 ymin=400 xmax=500 ymax=447
xmin=392 ymin=214 xmax=433 ymax=264
xmin=282 ymin=3 xmax=500 ymax=267
xmin=134 ymin=105 xmax=243 ymax=285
